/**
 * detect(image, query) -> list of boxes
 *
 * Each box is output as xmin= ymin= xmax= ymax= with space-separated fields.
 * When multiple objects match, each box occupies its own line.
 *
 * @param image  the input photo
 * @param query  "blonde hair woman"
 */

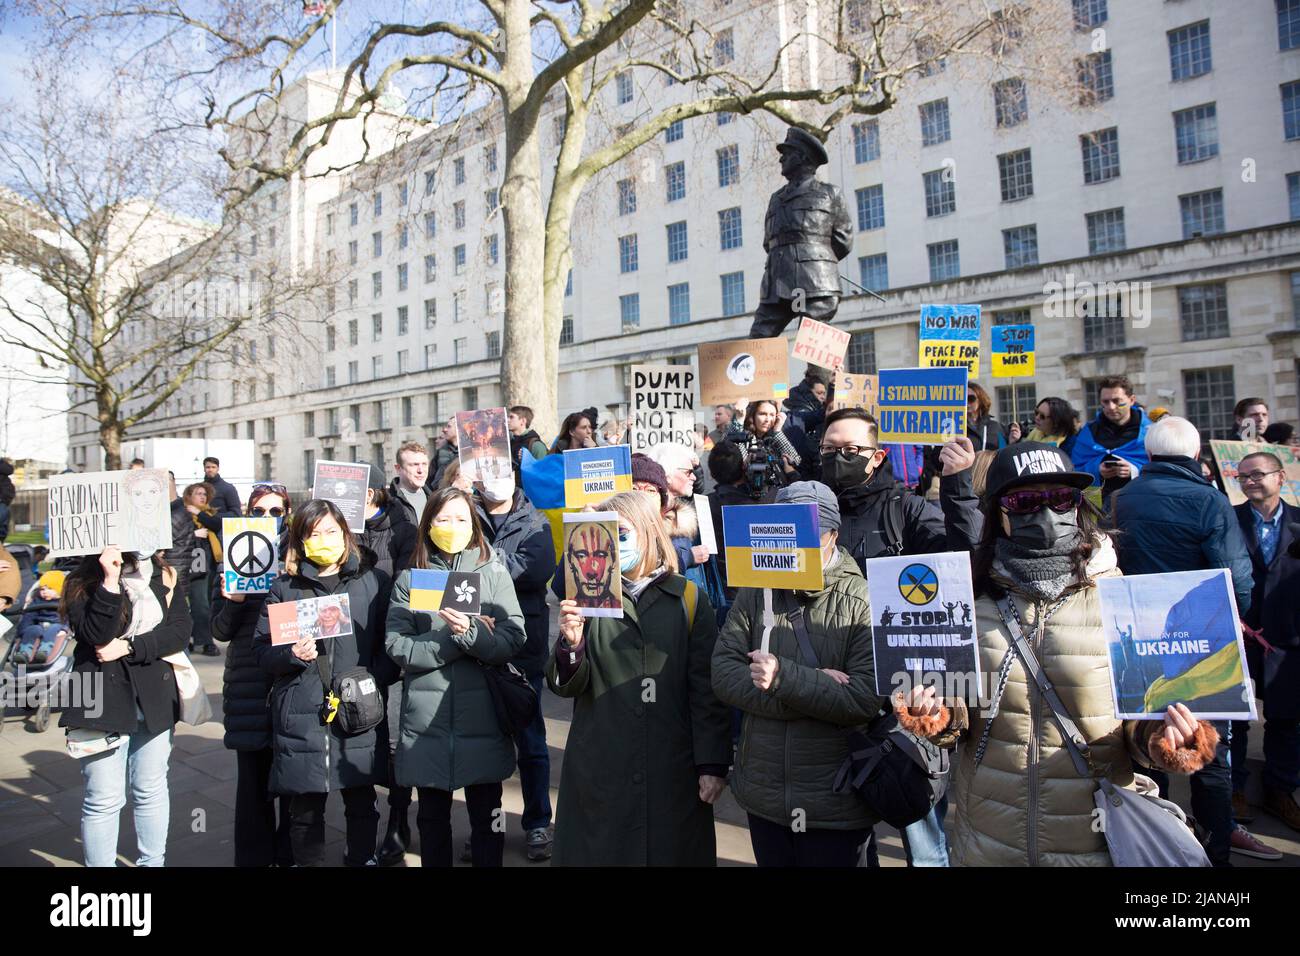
xmin=547 ymin=491 xmax=731 ymax=865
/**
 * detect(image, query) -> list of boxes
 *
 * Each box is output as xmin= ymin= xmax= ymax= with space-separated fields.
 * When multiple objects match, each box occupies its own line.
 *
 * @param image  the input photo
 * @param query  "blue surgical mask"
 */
xmin=618 ymin=527 xmax=642 ymax=574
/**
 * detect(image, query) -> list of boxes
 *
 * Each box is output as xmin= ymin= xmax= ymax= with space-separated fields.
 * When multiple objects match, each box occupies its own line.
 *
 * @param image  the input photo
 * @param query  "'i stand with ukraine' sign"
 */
xmin=876 ymin=367 xmax=969 ymax=445
xmin=721 ymin=503 xmax=823 ymax=590
xmin=563 ymin=446 xmax=632 ymax=508
xmin=991 ymin=324 xmax=1035 ymax=377
xmin=918 ymin=304 xmax=981 ymax=377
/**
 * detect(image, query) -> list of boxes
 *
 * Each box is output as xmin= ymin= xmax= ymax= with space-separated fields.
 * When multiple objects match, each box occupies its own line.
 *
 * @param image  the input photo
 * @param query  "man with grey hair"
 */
xmin=1111 ymin=415 xmax=1270 ymax=865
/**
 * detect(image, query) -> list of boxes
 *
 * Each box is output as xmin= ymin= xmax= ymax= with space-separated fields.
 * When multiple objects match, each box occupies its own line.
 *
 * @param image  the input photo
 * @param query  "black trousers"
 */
xmin=748 ymin=294 xmax=840 ymax=338
xmin=384 ymin=683 xmax=413 ymax=815
xmin=233 ymin=748 xmax=293 ymax=867
xmin=1147 ymin=720 xmax=1234 ymax=867
xmin=416 ymin=783 xmax=503 ymax=867
xmin=747 ymin=813 xmax=867 ymax=868
xmin=288 ymin=786 xmax=379 ymax=867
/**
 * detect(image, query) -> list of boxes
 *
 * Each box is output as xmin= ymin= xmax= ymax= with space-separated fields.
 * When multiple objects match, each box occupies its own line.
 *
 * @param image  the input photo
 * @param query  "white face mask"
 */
xmin=480 ymin=477 xmax=515 ymax=504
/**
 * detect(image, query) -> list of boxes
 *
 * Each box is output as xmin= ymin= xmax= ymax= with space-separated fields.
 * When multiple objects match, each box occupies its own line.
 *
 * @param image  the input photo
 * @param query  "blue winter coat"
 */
xmin=1067 ymin=407 xmax=1152 ymax=488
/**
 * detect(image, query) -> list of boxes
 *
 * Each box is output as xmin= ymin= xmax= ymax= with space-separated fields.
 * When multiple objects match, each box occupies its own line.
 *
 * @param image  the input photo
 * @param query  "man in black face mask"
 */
xmin=820 ymin=407 xmax=981 ymax=869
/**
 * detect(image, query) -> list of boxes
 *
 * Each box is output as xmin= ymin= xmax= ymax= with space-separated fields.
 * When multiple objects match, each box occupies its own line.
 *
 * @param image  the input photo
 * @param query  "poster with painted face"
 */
xmin=562 ymin=512 xmax=623 ymax=618
xmin=121 ymin=468 xmax=173 ymax=557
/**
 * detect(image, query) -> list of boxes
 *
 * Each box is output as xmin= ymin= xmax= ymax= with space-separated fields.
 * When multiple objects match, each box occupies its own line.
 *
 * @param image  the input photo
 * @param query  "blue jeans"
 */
xmin=513 ymin=673 xmax=552 ymax=832
xmin=80 ymin=721 xmax=173 ymax=867
xmin=900 ymin=794 xmax=949 ymax=866
xmin=1230 ymin=719 xmax=1300 ymax=795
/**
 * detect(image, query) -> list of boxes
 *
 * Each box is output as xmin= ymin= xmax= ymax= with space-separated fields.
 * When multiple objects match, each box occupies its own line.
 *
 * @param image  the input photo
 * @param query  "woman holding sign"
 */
xmin=60 ymin=547 xmax=192 ymax=867
xmin=252 ymin=499 xmax=395 ymax=867
xmin=896 ymin=443 xmax=1221 ymax=866
xmin=213 ymin=485 xmax=294 ymax=866
xmin=547 ymin=491 xmax=732 ymax=866
xmin=384 ymin=488 xmax=526 ymax=867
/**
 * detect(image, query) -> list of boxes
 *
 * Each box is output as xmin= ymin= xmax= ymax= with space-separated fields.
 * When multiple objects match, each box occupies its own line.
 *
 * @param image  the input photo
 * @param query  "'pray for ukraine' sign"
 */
xmin=722 ymin=503 xmax=823 ymax=590
xmin=876 ymin=367 xmax=969 ymax=446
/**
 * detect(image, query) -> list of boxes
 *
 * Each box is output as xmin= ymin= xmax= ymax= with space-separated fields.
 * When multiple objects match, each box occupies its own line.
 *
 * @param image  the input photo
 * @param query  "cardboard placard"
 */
xmin=1099 ymin=569 xmax=1255 ymax=720
xmin=918 ymin=304 xmax=981 ymax=377
xmin=791 ymin=317 xmax=851 ymax=371
xmin=268 ymin=594 xmax=354 ymax=646
xmin=312 ymin=460 xmax=369 ymax=532
xmin=222 ymin=517 xmax=279 ymax=595
xmin=721 ymin=502 xmax=823 ymax=590
xmin=698 ymin=336 xmax=790 ymax=406
xmin=563 ymin=446 xmax=632 ymax=508
xmin=409 ymin=569 xmax=482 ymax=614
xmin=1209 ymin=440 xmax=1300 ymax=506
xmin=47 ymin=469 xmax=174 ymax=558
xmin=456 ymin=407 xmax=512 ymax=481
xmin=829 ymin=371 xmax=878 ymax=415
xmin=864 ymin=552 xmax=980 ymax=697
xmin=990 ymin=324 xmax=1035 ymax=378
xmin=630 ymin=364 xmax=697 ymax=453
xmin=876 ymin=367 xmax=968 ymax=446
xmin=562 ymin=512 xmax=623 ymax=617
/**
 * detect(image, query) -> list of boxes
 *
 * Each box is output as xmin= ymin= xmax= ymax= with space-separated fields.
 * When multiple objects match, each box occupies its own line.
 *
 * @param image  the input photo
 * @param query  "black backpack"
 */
xmin=783 ymin=596 xmax=948 ymax=830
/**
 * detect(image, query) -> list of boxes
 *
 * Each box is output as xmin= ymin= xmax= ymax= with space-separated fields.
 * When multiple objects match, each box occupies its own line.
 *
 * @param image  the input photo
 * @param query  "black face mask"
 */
xmin=1006 ymin=507 xmax=1080 ymax=551
xmin=821 ymin=451 xmax=872 ymax=493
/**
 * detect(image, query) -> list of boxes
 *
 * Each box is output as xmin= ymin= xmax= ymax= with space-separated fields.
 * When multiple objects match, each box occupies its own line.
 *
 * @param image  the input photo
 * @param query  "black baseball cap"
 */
xmin=983 ymin=442 xmax=1094 ymax=502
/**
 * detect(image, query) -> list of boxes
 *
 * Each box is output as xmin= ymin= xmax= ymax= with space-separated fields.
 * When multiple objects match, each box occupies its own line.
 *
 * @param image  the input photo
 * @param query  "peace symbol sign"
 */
xmin=229 ymin=530 xmax=275 ymax=577
xmin=898 ymin=563 xmax=939 ymax=606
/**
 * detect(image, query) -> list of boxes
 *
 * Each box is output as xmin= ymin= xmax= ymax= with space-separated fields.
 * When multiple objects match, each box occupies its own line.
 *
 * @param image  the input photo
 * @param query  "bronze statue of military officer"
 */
xmin=750 ymin=127 xmax=853 ymax=339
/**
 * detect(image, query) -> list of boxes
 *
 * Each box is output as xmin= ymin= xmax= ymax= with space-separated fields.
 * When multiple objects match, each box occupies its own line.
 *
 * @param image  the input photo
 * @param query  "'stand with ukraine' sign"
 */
xmin=721 ymin=503 xmax=823 ymax=590
xmin=876 ymin=367 xmax=969 ymax=445
xmin=562 ymin=445 xmax=632 ymax=508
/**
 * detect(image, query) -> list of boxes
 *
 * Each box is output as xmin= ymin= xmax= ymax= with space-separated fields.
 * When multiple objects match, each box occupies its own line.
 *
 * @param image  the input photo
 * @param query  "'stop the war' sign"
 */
xmin=991 ymin=324 xmax=1035 ymax=378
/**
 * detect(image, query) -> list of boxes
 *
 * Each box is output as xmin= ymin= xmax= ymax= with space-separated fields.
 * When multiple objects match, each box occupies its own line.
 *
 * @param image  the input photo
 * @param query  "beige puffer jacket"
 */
xmin=915 ymin=537 xmax=1212 ymax=867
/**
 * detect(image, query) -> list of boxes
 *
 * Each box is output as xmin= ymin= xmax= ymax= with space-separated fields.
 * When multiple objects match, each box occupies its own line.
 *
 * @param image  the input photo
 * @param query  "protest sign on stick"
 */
xmin=562 ymin=512 xmax=624 ymax=618
xmin=456 ymin=407 xmax=512 ymax=480
xmin=312 ymin=460 xmax=369 ymax=532
xmin=631 ymin=365 xmax=696 ymax=453
xmin=698 ymin=337 xmax=790 ymax=406
xmin=791 ymin=317 xmax=851 ymax=371
xmin=721 ymin=503 xmax=823 ymax=590
xmin=828 ymin=371 xmax=878 ymax=415
xmin=222 ymin=517 xmax=279 ymax=595
xmin=990 ymin=324 xmax=1035 ymax=377
xmin=918 ymin=305 xmax=981 ymax=377
xmin=563 ymin=446 xmax=632 ymax=508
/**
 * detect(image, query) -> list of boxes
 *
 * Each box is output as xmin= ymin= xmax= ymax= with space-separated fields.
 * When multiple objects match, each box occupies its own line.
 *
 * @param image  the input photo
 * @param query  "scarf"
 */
xmin=991 ymin=533 xmax=1080 ymax=602
xmin=623 ymin=566 xmax=667 ymax=602
xmin=119 ymin=558 xmax=165 ymax=642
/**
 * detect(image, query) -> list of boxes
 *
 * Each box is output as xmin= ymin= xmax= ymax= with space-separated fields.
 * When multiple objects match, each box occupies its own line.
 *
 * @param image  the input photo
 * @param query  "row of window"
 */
xmin=615 ymin=146 xmax=740 ymax=215
xmin=617 ymin=210 xmax=745 ymax=272
xmin=325 ymin=147 xmax=498 ymax=235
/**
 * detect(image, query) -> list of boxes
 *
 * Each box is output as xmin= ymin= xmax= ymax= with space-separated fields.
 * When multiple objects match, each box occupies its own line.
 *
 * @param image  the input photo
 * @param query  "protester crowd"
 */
xmin=2 ymin=375 xmax=1298 ymax=870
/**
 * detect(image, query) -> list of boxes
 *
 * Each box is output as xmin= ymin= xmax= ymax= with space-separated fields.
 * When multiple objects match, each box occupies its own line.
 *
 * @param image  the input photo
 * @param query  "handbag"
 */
xmin=781 ymin=593 xmax=949 ymax=829
xmin=480 ymin=660 xmax=538 ymax=736
xmin=993 ymin=596 xmax=1210 ymax=867
xmin=316 ymin=649 xmax=385 ymax=737
xmin=159 ymin=568 xmax=212 ymax=726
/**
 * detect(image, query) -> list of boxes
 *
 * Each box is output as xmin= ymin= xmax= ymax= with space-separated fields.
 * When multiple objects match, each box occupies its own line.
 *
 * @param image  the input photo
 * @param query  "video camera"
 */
xmin=725 ymin=422 xmax=786 ymax=501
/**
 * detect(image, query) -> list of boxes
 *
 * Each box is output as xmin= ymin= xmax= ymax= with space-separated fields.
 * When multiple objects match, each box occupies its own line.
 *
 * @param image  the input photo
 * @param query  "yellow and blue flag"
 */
xmin=562 ymin=446 xmax=632 ymax=508
xmin=722 ymin=503 xmax=823 ymax=590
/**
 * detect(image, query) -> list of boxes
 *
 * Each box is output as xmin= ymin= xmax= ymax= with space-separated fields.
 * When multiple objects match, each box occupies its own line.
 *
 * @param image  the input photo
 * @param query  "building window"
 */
xmin=665 ymin=119 xmax=684 ymax=143
xmin=397 ymin=305 xmax=409 ymax=336
xmin=714 ymin=26 xmax=734 ymax=64
xmin=372 ymin=231 xmax=382 ymax=258
xmin=1002 ymin=225 xmax=1039 ymax=269
xmin=1289 ymin=172 xmax=1300 ymax=220
xmin=852 ymin=120 xmax=880 ymax=163
xmin=424 ymin=254 xmax=436 ymax=283
xmin=326 ymin=324 xmax=336 ymax=351
xmin=372 ymin=271 xmax=382 ymax=298
xmin=397 ymin=262 xmax=409 ymax=291
xmin=995 ymin=385 xmax=1038 ymax=424
xmin=666 ymin=161 xmax=686 ymax=201
xmin=347 ymin=361 xmax=358 ymax=384
xmin=1282 ymin=0 xmax=1300 ymax=50
xmin=719 ymin=207 xmax=743 ymax=250
xmin=998 ymin=149 xmax=1034 ymax=201
xmin=399 ymin=223 xmax=409 ymax=250
xmin=484 ymin=144 xmax=497 ymax=173
xmin=1180 ymin=188 xmax=1225 ymax=238
xmin=618 ymin=178 xmax=637 ymax=216
xmin=486 ymin=331 xmax=501 ymax=358
xmin=463 ymin=386 xmax=478 ymax=409
xmin=424 ymin=170 xmax=435 ymax=196
xmin=1081 ymin=127 xmax=1120 ymax=183
xmin=424 ymin=298 xmax=436 ymax=327
xmin=616 ymin=71 xmax=633 ymax=104
xmin=858 ymin=253 xmax=888 ymax=292
xmin=720 ymin=271 xmax=745 ymax=316
xmin=1284 ymin=81 xmax=1300 ymax=140
xmin=1086 ymin=207 xmax=1126 ymax=254
xmin=399 ymin=183 xmax=408 ymax=207
xmin=553 ymin=113 xmax=568 ymax=144
xmin=425 ymin=212 xmax=436 ymax=239
xmin=372 ymin=313 xmax=383 ymax=342
xmin=565 ymin=269 xmax=573 ymax=296
xmin=486 ymin=234 xmax=499 ymax=266
xmin=717 ymin=145 xmax=740 ymax=187
xmin=348 ymin=318 xmax=358 ymax=346
xmin=923 ymin=169 xmax=956 ymax=217
xmin=1073 ymin=0 xmax=1107 ymax=29
xmin=718 ymin=111 xmax=734 ymax=126
xmin=304 ymin=411 xmax=315 ymax=437
xmin=1083 ymin=297 xmax=1125 ymax=351
xmin=993 ymin=77 xmax=1028 ymax=128
xmin=454 ymin=200 xmax=466 ymax=230
xmin=666 ymin=221 xmax=688 ymax=262
xmin=1174 ymin=103 xmax=1219 ymax=163
xmin=1077 ymin=50 xmax=1114 ymax=105
xmin=326 ymin=212 xmax=335 ymax=235
xmin=453 ymin=291 xmax=465 ymax=322
xmin=619 ymin=234 xmax=639 ymax=273
xmin=927 ymin=240 xmax=960 ymax=282
xmin=1169 ymin=21 xmax=1212 ymax=81
xmin=994 ymin=308 xmax=1032 ymax=325
xmin=397 ymin=350 xmax=409 ymax=374
xmin=303 ymin=450 xmax=315 ymax=487
xmin=349 ymin=202 xmax=358 ymax=227
xmin=454 ymin=244 xmax=466 ymax=274
xmin=668 ymin=282 xmax=691 ymax=325
xmin=846 ymin=0 xmax=869 ymax=32
xmin=620 ymin=293 xmax=640 ymax=330
xmin=424 ymin=343 xmax=436 ymax=369
xmin=484 ymin=189 xmax=499 ymax=216
xmin=373 ymin=192 xmax=382 ymax=218
xmin=855 ymin=184 xmax=885 ymax=231
xmin=1178 ymin=283 xmax=1230 ymax=341
xmin=454 ymin=338 xmax=468 ymax=363
xmin=560 ymin=316 xmax=575 ymax=346
xmin=1182 ymin=367 xmax=1236 ymax=439
xmin=325 ymin=366 xmax=336 ymax=387
xmin=919 ymin=98 xmax=950 ymax=146
xmin=845 ymin=330 xmax=877 ymax=374
xmin=348 ymin=240 xmax=358 ymax=265
xmin=453 ymin=157 xmax=465 ymax=185
xmin=1292 ymin=272 xmax=1300 ymax=325
xmin=402 ymin=396 xmax=414 ymax=426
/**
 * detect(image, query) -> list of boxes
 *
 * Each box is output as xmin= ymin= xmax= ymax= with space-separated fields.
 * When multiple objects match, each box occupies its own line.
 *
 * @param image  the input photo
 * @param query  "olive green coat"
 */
xmin=546 ymin=573 xmax=732 ymax=866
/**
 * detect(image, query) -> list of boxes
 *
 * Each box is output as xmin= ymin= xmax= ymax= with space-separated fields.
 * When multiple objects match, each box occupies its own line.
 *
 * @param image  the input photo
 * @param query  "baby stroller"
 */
xmin=1 ymin=545 xmax=73 ymax=734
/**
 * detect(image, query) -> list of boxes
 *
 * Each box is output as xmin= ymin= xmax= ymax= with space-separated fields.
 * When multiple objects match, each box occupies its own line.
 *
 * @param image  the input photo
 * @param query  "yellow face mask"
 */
xmin=429 ymin=524 xmax=473 ymax=555
xmin=302 ymin=537 xmax=345 ymax=567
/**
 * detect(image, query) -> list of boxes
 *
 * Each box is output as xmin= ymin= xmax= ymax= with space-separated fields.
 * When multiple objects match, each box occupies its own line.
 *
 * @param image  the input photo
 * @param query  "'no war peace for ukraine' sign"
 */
xmin=918 ymin=304 xmax=981 ymax=377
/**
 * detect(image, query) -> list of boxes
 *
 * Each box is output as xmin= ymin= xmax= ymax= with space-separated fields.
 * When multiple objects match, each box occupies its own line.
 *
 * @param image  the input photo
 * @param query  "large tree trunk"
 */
xmin=99 ymin=410 xmax=122 ymax=471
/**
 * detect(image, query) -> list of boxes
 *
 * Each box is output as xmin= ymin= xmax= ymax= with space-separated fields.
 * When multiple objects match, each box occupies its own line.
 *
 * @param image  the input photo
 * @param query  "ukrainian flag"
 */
xmin=724 ymin=546 xmax=824 ymax=590
xmin=410 ymin=569 xmax=450 ymax=611
xmin=1141 ymin=575 xmax=1246 ymax=712
xmin=1144 ymin=642 xmax=1244 ymax=714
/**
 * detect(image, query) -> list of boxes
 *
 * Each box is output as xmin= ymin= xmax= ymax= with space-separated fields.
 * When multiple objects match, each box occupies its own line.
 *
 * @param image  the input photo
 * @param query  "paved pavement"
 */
xmin=1 ymin=645 xmax=1297 ymax=867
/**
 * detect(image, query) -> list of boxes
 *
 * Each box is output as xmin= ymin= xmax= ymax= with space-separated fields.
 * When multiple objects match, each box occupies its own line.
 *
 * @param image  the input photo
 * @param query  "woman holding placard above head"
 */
xmin=211 ymin=483 xmax=295 ymax=867
xmin=60 ymin=546 xmax=192 ymax=867
xmin=711 ymin=481 xmax=883 ymax=867
xmin=384 ymin=487 xmax=525 ymax=867
xmin=895 ymin=443 xmax=1220 ymax=866
xmin=548 ymin=490 xmax=731 ymax=866
xmin=251 ymin=498 xmax=395 ymax=867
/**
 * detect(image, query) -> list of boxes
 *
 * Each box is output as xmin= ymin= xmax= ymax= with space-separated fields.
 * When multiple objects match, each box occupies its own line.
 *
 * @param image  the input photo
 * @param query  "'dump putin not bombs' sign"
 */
xmin=721 ymin=503 xmax=823 ymax=590
xmin=630 ymin=364 xmax=696 ymax=453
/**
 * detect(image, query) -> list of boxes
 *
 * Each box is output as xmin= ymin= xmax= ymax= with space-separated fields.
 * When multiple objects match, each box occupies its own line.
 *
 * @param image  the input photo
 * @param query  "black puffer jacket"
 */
xmin=252 ymin=550 xmax=396 ymax=795
xmin=212 ymin=584 xmax=275 ymax=752
xmin=165 ymin=498 xmax=197 ymax=584
xmin=474 ymin=489 xmax=557 ymax=675
xmin=837 ymin=461 xmax=982 ymax=568
xmin=360 ymin=507 xmax=417 ymax=579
